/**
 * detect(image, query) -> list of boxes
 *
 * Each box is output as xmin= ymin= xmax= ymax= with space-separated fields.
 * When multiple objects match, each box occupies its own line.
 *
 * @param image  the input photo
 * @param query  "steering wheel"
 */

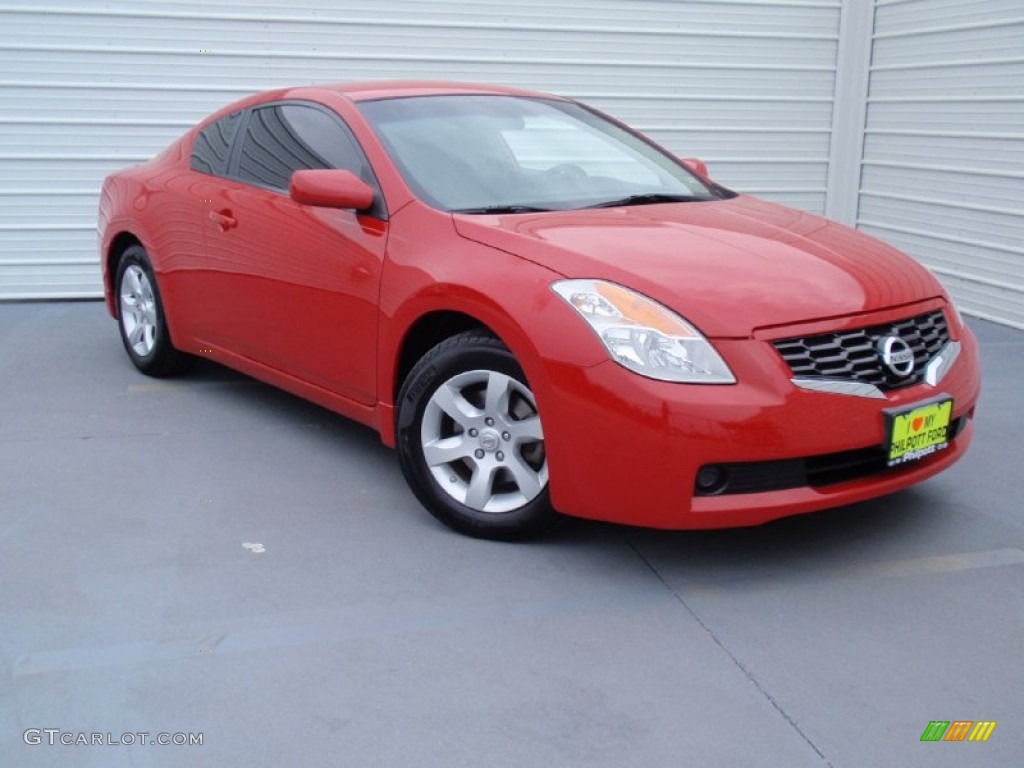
xmin=544 ymin=163 xmax=588 ymax=182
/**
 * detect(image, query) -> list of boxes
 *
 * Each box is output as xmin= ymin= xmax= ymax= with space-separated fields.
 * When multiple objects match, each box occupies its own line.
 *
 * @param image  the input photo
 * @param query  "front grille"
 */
xmin=693 ymin=416 xmax=968 ymax=496
xmin=773 ymin=309 xmax=950 ymax=391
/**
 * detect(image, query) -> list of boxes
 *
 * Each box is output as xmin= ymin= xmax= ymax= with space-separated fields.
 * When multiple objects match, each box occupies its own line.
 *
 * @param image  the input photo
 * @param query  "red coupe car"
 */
xmin=99 ymin=81 xmax=980 ymax=539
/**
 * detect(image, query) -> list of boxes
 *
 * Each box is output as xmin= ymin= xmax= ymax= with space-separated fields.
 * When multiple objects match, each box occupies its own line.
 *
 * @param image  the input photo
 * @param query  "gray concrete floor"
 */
xmin=2 ymin=300 xmax=1022 ymax=768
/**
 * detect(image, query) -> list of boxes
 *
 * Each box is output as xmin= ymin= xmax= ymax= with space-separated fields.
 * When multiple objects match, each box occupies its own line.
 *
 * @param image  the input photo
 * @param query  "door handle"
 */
xmin=209 ymin=209 xmax=238 ymax=231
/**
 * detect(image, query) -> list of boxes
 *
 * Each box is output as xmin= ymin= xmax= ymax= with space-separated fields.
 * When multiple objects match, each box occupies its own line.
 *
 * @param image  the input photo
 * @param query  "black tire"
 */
xmin=396 ymin=331 xmax=557 ymax=540
xmin=115 ymin=245 xmax=192 ymax=377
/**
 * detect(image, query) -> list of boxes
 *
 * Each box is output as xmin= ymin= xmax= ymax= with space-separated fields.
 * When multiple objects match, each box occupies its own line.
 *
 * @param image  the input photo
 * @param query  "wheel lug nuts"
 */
xmin=469 ymin=428 xmax=478 ymax=437
xmin=485 ymin=417 xmax=494 ymax=426
xmin=502 ymin=431 xmax=510 ymax=441
xmin=496 ymin=451 xmax=505 ymax=461
xmin=474 ymin=449 xmax=485 ymax=459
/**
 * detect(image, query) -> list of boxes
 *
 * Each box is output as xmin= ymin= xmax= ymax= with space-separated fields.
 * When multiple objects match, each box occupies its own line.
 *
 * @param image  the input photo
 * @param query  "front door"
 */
xmin=201 ymin=102 xmax=387 ymax=405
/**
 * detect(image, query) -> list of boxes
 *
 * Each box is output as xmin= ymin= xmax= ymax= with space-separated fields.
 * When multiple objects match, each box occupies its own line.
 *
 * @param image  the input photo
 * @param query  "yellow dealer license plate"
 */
xmin=885 ymin=396 xmax=954 ymax=467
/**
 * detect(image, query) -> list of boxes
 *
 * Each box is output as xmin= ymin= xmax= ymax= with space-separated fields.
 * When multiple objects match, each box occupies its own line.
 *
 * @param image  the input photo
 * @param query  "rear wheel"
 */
xmin=115 ymin=245 xmax=191 ymax=377
xmin=396 ymin=331 xmax=556 ymax=540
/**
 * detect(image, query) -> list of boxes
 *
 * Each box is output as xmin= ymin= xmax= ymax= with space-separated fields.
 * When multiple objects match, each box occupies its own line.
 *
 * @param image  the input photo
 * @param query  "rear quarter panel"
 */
xmin=100 ymin=137 xmax=208 ymax=346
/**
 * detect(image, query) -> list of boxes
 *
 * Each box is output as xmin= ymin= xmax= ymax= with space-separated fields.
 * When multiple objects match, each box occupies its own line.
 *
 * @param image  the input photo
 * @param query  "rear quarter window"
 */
xmin=190 ymin=111 xmax=242 ymax=175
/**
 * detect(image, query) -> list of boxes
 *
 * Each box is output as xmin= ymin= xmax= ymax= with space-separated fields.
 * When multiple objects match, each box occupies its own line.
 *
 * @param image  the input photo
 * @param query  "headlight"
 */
xmin=551 ymin=279 xmax=735 ymax=384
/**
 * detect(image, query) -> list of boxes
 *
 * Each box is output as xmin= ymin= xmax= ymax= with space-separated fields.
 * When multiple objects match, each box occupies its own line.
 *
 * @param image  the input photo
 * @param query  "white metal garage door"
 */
xmin=1 ymin=0 xmax=840 ymax=299
xmin=859 ymin=0 xmax=1024 ymax=328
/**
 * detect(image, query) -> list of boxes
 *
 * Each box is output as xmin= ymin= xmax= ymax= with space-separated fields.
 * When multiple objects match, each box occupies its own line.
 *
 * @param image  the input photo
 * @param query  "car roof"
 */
xmin=317 ymin=80 xmax=565 ymax=102
xmin=195 ymin=81 xmax=571 ymax=132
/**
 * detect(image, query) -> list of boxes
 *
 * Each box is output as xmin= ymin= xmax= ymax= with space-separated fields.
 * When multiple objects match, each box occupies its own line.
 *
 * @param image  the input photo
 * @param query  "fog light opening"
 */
xmin=695 ymin=464 xmax=728 ymax=495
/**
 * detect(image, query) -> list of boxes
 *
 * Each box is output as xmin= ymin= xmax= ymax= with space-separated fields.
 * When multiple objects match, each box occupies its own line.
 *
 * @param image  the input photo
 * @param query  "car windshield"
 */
xmin=358 ymin=95 xmax=718 ymax=213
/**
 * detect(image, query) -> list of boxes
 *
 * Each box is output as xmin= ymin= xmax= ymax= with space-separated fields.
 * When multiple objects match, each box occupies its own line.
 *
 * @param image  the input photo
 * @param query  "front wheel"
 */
xmin=396 ymin=331 xmax=556 ymax=540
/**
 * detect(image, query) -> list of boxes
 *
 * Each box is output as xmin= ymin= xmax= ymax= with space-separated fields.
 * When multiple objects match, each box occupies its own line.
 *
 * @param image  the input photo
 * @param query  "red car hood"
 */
xmin=453 ymin=195 xmax=944 ymax=338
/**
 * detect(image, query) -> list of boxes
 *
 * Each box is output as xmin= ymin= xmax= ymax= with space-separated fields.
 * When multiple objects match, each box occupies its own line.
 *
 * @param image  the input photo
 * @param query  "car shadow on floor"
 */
xmin=554 ymin=487 xmax=973 ymax=592
xmin=162 ymin=357 xmax=986 ymax=584
xmin=178 ymin=356 xmax=393 ymax=453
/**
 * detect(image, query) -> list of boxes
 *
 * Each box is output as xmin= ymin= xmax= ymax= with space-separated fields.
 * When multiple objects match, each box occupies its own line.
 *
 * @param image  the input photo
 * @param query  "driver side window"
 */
xmin=236 ymin=104 xmax=375 ymax=192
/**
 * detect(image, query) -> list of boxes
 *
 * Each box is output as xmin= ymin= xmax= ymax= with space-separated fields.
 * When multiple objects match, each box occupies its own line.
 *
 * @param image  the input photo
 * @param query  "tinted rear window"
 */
xmin=190 ymin=111 xmax=242 ymax=175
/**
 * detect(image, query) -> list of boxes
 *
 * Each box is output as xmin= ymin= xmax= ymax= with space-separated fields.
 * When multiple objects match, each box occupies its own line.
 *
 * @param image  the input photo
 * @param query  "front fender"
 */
xmin=375 ymin=204 xmax=608 ymax=476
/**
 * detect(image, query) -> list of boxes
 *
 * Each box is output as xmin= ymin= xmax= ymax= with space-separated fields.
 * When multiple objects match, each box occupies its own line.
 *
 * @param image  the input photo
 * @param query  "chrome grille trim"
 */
xmin=774 ymin=309 xmax=951 ymax=391
xmin=924 ymin=340 xmax=961 ymax=387
xmin=791 ymin=378 xmax=886 ymax=399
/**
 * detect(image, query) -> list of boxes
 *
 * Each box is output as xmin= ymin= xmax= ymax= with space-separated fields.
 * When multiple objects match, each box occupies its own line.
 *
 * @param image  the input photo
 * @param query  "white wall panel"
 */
xmin=872 ymin=0 xmax=1023 ymax=31
xmin=862 ymin=132 xmax=1024 ymax=170
xmin=4 ymin=0 xmax=1019 ymax=328
xmin=0 ymin=0 xmax=841 ymax=298
xmin=861 ymin=0 xmax=1024 ymax=328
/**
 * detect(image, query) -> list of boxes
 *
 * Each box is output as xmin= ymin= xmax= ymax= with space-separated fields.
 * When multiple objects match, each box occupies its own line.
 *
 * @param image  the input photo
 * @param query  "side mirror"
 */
xmin=290 ymin=169 xmax=375 ymax=211
xmin=681 ymin=157 xmax=709 ymax=179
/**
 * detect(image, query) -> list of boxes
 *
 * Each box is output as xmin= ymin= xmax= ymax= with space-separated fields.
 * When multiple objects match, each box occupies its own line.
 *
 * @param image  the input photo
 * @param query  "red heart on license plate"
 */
xmin=912 ymin=416 xmax=924 ymax=432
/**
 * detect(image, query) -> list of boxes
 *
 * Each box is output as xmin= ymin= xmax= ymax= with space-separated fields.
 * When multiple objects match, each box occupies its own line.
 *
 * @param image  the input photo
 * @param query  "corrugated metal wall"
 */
xmin=859 ymin=0 xmax=1024 ymax=328
xmin=9 ymin=0 xmax=1024 ymax=329
xmin=1 ymin=0 xmax=841 ymax=299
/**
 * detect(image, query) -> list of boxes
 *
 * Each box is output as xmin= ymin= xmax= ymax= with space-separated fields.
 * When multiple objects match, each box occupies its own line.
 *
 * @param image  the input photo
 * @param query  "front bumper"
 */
xmin=539 ymin=323 xmax=980 ymax=529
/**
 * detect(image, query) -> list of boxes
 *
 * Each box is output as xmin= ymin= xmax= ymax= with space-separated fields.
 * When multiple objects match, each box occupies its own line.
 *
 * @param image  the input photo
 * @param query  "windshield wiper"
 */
xmin=584 ymin=193 xmax=707 ymax=209
xmin=451 ymin=205 xmax=555 ymax=215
